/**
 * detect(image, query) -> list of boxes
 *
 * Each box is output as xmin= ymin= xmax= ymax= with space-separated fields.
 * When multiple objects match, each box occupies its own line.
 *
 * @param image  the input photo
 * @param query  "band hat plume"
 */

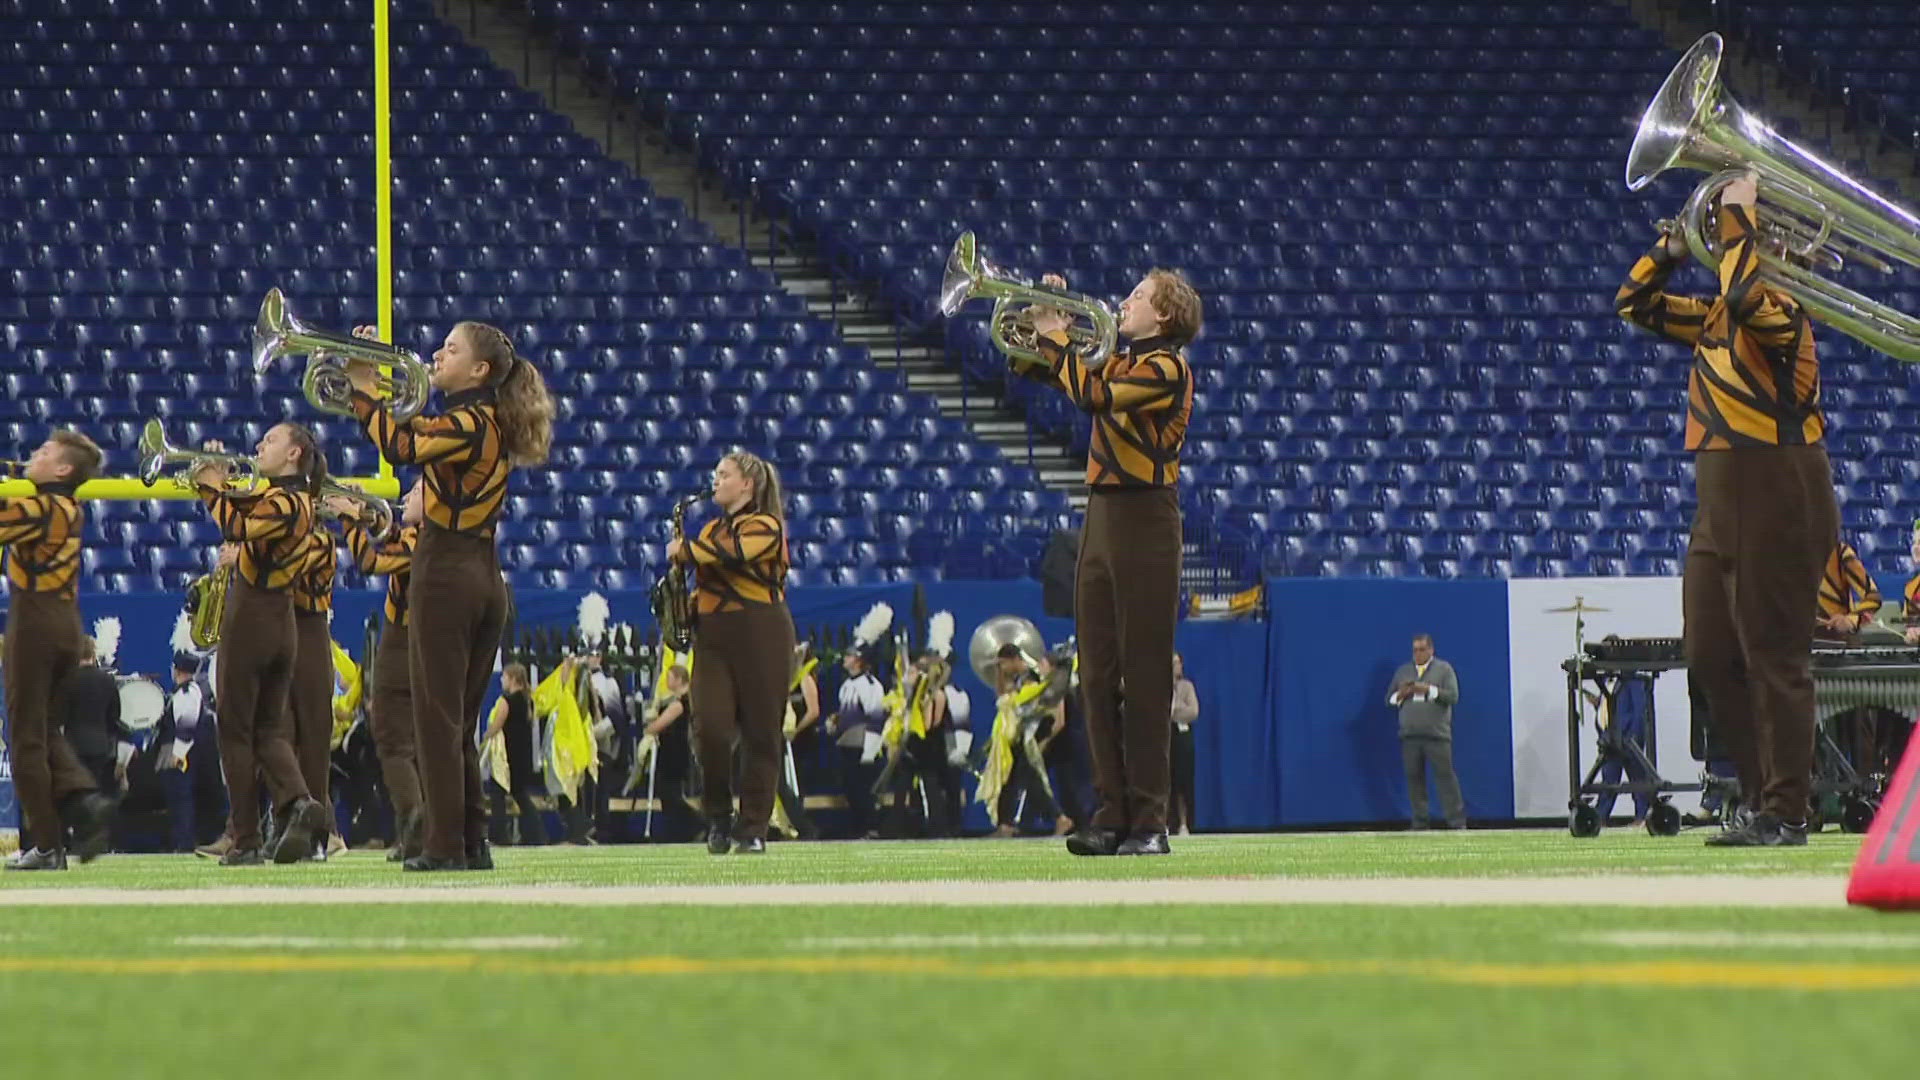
xmin=577 ymin=591 xmax=610 ymax=649
xmin=171 ymin=612 xmax=196 ymax=656
xmin=93 ymin=616 xmax=122 ymax=669
xmin=927 ymin=611 xmax=955 ymax=659
xmin=854 ymin=602 xmax=893 ymax=648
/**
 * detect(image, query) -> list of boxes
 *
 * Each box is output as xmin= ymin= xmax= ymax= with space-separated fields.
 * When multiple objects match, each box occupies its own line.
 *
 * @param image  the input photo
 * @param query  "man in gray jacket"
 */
xmin=1386 ymin=634 xmax=1465 ymax=829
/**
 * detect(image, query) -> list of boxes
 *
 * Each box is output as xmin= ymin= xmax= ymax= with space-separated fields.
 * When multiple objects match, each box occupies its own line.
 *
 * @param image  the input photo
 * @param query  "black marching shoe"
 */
xmin=271 ymin=797 xmax=331 ymax=865
xmin=64 ymin=792 xmax=118 ymax=864
xmin=5 ymin=847 xmax=68 ymax=871
xmin=218 ymin=847 xmax=265 ymax=866
xmin=1705 ymin=811 xmax=1807 ymax=848
xmin=706 ymin=817 xmax=734 ymax=855
xmin=1065 ymin=827 xmax=1123 ymax=857
xmin=1117 ymin=832 xmax=1172 ymax=856
xmin=734 ymin=836 xmax=767 ymax=855
xmin=403 ymin=854 xmax=469 ymax=872
xmin=466 ymin=840 xmax=495 ymax=871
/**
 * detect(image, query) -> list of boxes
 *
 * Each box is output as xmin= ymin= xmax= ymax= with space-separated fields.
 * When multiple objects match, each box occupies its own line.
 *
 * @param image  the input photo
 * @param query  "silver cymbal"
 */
xmin=1544 ymin=597 xmax=1609 ymax=614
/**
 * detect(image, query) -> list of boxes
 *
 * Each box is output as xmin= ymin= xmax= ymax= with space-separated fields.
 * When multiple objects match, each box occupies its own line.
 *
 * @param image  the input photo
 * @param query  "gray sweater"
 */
xmin=1386 ymin=659 xmax=1459 ymax=740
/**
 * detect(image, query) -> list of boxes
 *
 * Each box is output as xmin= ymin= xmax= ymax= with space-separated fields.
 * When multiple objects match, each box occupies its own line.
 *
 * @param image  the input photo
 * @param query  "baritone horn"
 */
xmin=137 ymin=420 xmax=258 ymax=489
xmin=939 ymin=231 xmax=1117 ymax=368
xmin=316 ymin=478 xmax=394 ymax=536
xmin=185 ymin=564 xmax=231 ymax=649
xmin=1627 ymin=32 xmax=1920 ymax=362
xmin=253 ymin=288 xmax=432 ymax=421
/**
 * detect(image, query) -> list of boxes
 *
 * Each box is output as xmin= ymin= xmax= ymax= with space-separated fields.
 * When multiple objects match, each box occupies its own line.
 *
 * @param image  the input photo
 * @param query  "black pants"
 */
xmin=880 ymin=732 xmax=953 ymax=838
xmin=1402 ymin=735 xmax=1465 ymax=828
xmin=1045 ymin=732 xmax=1092 ymax=829
xmin=1168 ymin=726 xmax=1196 ymax=832
xmin=998 ymin=750 xmax=1061 ymax=829
xmin=837 ymin=742 xmax=880 ymax=838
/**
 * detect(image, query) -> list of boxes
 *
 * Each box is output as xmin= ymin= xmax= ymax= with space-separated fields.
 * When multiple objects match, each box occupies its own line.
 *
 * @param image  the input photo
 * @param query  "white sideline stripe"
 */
xmin=1572 ymin=930 xmax=1920 ymax=951
xmin=794 ymin=933 xmax=1218 ymax=950
xmin=172 ymin=935 xmax=577 ymax=951
xmin=0 ymin=875 xmax=1848 ymax=908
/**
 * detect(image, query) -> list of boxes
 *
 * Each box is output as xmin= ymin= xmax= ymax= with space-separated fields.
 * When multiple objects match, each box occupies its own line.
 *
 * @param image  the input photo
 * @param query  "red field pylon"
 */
xmin=1847 ymin=732 xmax=1920 ymax=910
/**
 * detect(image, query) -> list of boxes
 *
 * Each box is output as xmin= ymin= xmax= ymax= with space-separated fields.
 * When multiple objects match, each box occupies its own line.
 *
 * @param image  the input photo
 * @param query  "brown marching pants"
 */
xmin=290 ymin=611 xmax=335 ymax=829
xmin=691 ymin=603 xmax=795 ymax=841
xmin=216 ymin=575 xmax=310 ymax=849
xmin=407 ymin=526 xmax=507 ymax=861
xmin=1683 ymin=445 xmax=1839 ymax=824
xmin=1076 ymin=487 xmax=1182 ymax=835
xmin=371 ymin=621 xmax=422 ymax=831
xmin=4 ymin=591 xmax=96 ymax=852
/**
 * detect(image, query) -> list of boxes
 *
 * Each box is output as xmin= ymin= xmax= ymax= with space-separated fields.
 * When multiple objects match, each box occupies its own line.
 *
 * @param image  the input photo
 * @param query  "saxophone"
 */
xmin=185 ymin=563 xmax=233 ymax=649
xmin=651 ymin=489 xmax=709 ymax=653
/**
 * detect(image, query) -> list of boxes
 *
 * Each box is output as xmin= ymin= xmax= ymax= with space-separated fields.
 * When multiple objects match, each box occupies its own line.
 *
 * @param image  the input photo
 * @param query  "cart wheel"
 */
xmin=1843 ymin=799 xmax=1879 ymax=834
xmin=1646 ymin=802 xmax=1682 ymax=837
xmin=1569 ymin=803 xmax=1602 ymax=838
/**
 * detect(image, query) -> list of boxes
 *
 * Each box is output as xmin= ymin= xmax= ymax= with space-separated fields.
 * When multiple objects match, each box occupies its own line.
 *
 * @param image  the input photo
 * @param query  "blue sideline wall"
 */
xmin=3 ymin=576 xmax=1553 ymax=834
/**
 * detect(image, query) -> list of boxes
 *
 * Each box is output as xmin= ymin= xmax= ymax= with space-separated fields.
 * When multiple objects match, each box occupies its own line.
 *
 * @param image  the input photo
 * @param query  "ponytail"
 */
xmin=459 ymin=320 xmax=554 ymax=467
xmin=723 ymin=449 xmax=785 ymax=527
xmin=279 ymin=422 xmax=328 ymax=497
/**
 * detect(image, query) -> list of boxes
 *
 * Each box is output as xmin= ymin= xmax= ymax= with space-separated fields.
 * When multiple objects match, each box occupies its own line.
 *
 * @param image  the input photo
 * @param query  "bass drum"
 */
xmin=116 ymin=676 xmax=168 ymax=732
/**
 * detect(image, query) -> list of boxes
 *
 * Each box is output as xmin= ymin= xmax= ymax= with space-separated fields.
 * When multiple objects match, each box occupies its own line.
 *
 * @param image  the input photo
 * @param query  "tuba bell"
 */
xmin=939 ymin=231 xmax=1118 ymax=368
xmin=1627 ymin=32 xmax=1920 ymax=361
xmin=253 ymin=288 xmax=433 ymax=421
xmin=316 ymin=478 xmax=395 ymax=536
xmin=137 ymin=420 xmax=259 ymax=489
xmin=968 ymin=614 xmax=1047 ymax=690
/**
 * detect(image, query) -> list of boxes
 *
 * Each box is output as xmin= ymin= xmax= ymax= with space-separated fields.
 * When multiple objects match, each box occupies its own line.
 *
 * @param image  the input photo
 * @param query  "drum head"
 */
xmin=116 ymin=677 xmax=167 ymax=731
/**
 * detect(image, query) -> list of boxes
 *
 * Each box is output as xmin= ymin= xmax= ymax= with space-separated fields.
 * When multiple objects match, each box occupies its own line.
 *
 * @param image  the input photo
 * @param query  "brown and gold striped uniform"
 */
xmin=1035 ymin=331 xmax=1193 ymax=486
xmin=1818 ymin=540 xmax=1882 ymax=621
xmin=0 ymin=481 xmax=83 ymax=599
xmin=292 ymin=530 xmax=337 ymax=616
xmin=681 ymin=511 xmax=788 ymax=614
xmin=198 ymin=476 xmax=315 ymax=591
xmin=351 ymin=387 xmax=508 ymax=537
xmin=343 ymin=522 xmax=418 ymax=629
xmin=1905 ymin=573 xmax=1920 ymax=620
xmin=1615 ymin=204 xmax=1823 ymax=450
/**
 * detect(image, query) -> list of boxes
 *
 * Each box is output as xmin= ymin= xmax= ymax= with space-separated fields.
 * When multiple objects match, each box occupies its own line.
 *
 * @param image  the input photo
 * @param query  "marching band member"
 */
xmin=976 ymin=644 xmax=1071 ymax=838
xmin=775 ymin=643 xmax=821 ymax=840
xmin=331 ymin=479 xmax=427 ymax=860
xmin=1816 ymin=535 xmax=1882 ymax=636
xmin=288 ymin=500 xmax=341 ymax=859
xmin=666 ymin=451 xmax=794 ymax=855
xmin=1028 ymin=268 xmax=1202 ymax=856
xmin=194 ymin=422 xmax=332 ymax=866
xmin=1617 ymin=171 xmax=1837 ymax=848
xmin=346 ymin=320 xmax=555 ymax=871
xmin=482 ymin=662 xmax=549 ymax=845
xmin=1 ymin=431 xmax=115 ymax=870
xmin=158 ymin=618 xmax=222 ymax=854
xmin=641 ymin=663 xmax=698 ymax=842
xmin=828 ymin=604 xmax=893 ymax=840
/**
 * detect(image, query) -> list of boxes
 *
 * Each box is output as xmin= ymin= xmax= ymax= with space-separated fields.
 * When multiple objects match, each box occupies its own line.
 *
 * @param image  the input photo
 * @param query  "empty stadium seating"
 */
xmin=537 ymin=0 xmax=1920 ymax=579
xmin=0 ymin=0 xmax=1073 ymax=595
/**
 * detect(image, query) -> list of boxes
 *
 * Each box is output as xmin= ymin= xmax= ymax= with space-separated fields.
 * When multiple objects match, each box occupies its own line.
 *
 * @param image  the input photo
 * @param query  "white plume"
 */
xmin=170 ymin=613 xmax=195 ymax=656
xmin=577 ymin=592 xmax=610 ymax=647
xmin=927 ymin=611 xmax=954 ymax=659
xmin=853 ymin=602 xmax=893 ymax=647
xmin=93 ymin=617 xmax=122 ymax=669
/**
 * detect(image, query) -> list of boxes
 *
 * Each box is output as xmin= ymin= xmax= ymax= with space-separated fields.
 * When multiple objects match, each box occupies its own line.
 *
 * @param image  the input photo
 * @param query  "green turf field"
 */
xmin=1 ymin=833 xmax=1911 ymax=1080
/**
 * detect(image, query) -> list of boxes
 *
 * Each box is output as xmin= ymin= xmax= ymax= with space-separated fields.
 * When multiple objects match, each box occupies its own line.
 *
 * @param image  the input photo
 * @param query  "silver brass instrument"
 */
xmin=651 ymin=489 xmax=709 ymax=653
xmin=968 ymin=614 xmax=1047 ymax=689
xmin=1628 ymin=33 xmax=1920 ymax=361
xmin=137 ymin=420 xmax=259 ymax=489
xmin=316 ymin=478 xmax=395 ymax=536
xmin=939 ymin=231 xmax=1118 ymax=368
xmin=253 ymin=288 xmax=433 ymax=421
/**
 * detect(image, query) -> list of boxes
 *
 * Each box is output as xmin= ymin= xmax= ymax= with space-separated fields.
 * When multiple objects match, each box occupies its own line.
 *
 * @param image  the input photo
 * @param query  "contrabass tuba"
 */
xmin=252 ymin=288 xmax=434 ymax=421
xmin=1627 ymin=32 xmax=1920 ymax=361
xmin=651 ymin=489 xmax=710 ymax=653
xmin=939 ymin=231 xmax=1118 ymax=368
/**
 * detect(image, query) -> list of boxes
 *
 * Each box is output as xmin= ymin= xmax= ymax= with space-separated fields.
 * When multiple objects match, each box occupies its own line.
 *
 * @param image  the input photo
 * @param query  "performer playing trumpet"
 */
xmin=1026 ymin=268 xmax=1201 ymax=856
xmin=345 ymin=320 xmax=554 ymax=871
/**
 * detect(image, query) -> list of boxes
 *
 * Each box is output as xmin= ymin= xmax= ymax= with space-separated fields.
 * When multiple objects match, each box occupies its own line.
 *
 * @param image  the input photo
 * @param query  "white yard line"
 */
xmin=171 ymin=935 xmax=577 ymax=951
xmin=793 ymin=933 xmax=1222 ymax=950
xmin=1571 ymin=930 xmax=1920 ymax=950
xmin=0 ymin=875 xmax=1847 ymax=908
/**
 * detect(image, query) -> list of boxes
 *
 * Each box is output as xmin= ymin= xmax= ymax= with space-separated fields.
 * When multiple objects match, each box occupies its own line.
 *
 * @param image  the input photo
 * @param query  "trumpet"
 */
xmin=939 ymin=231 xmax=1117 ymax=368
xmin=137 ymin=420 xmax=259 ymax=490
xmin=316 ymin=478 xmax=394 ymax=535
xmin=253 ymin=288 xmax=433 ymax=421
xmin=1628 ymin=33 xmax=1920 ymax=361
